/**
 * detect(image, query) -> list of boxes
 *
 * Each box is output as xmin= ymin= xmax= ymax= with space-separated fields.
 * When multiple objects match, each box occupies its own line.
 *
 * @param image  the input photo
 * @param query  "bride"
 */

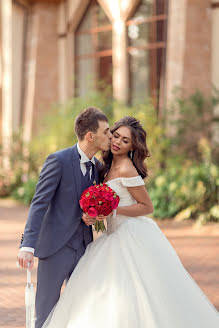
xmin=43 ymin=116 xmax=219 ymax=327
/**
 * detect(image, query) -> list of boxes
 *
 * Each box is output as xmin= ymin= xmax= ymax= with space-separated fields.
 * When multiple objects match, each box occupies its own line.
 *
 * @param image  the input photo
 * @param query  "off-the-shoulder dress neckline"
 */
xmin=104 ymin=176 xmax=141 ymax=184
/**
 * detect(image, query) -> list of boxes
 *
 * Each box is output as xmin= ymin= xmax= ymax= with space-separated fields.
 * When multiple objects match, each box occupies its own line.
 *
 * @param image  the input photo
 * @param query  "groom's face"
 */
xmin=93 ymin=120 xmax=112 ymax=151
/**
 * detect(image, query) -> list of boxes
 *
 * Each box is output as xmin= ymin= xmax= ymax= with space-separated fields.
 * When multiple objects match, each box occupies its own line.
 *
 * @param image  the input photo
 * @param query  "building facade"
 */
xmin=0 ymin=0 xmax=219 ymax=155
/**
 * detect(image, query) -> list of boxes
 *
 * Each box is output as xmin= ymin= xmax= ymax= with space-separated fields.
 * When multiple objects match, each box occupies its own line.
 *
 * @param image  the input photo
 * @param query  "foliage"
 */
xmin=12 ymin=177 xmax=38 ymax=205
xmin=0 ymin=131 xmax=28 ymax=197
xmin=0 ymin=90 xmax=114 ymax=200
xmin=112 ymin=100 xmax=170 ymax=176
xmin=166 ymin=89 xmax=219 ymax=161
xmin=148 ymin=138 xmax=219 ymax=224
xmin=30 ymin=90 xmax=114 ymax=168
xmin=109 ymin=100 xmax=170 ymax=177
xmin=1 ymin=89 xmax=218 ymax=226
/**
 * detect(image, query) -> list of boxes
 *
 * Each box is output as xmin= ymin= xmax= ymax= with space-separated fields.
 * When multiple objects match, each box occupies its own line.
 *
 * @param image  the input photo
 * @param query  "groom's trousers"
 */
xmin=35 ymin=242 xmax=86 ymax=328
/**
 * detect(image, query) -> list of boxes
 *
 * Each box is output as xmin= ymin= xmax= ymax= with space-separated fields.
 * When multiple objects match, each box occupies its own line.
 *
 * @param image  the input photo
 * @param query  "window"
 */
xmin=127 ymin=0 xmax=168 ymax=110
xmin=75 ymin=0 xmax=112 ymax=97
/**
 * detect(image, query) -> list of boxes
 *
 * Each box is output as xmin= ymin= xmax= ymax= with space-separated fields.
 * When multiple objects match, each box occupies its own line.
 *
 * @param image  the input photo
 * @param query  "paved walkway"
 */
xmin=0 ymin=199 xmax=219 ymax=327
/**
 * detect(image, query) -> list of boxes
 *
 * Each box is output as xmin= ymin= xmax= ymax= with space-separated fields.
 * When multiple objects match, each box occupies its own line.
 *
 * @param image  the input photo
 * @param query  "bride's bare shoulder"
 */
xmin=119 ymin=159 xmax=138 ymax=178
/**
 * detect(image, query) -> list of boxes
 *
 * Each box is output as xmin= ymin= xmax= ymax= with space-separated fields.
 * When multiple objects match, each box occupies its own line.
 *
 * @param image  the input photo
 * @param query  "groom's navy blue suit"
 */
xmin=20 ymin=144 xmax=100 ymax=328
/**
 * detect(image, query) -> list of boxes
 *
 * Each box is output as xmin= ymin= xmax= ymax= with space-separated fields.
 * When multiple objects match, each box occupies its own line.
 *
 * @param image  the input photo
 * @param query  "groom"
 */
xmin=17 ymin=107 xmax=112 ymax=328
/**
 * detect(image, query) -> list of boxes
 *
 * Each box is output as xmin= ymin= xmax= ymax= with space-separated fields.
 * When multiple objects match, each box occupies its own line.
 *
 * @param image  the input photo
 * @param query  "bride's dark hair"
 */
xmin=99 ymin=116 xmax=151 ymax=182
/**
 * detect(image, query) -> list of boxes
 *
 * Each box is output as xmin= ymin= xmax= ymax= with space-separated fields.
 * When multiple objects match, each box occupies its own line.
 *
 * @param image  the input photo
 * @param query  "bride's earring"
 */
xmin=130 ymin=150 xmax=133 ymax=160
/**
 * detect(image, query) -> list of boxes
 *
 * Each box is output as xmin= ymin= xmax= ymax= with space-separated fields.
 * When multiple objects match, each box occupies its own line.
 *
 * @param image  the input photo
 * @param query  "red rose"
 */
xmin=89 ymin=198 xmax=98 ymax=206
xmin=79 ymin=200 xmax=83 ymax=208
xmin=81 ymin=197 xmax=89 ymax=207
xmin=105 ymin=193 xmax=114 ymax=201
xmin=96 ymin=204 xmax=102 ymax=213
xmin=89 ymin=186 xmax=96 ymax=192
xmin=100 ymin=201 xmax=112 ymax=216
xmin=103 ymin=208 xmax=112 ymax=216
xmin=111 ymin=198 xmax=119 ymax=209
xmin=98 ymin=191 xmax=106 ymax=198
xmin=79 ymin=183 xmax=119 ymax=218
xmin=83 ymin=205 xmax=89 ymax=213
xmin=87 ymin=207 xmax=98 ymax=217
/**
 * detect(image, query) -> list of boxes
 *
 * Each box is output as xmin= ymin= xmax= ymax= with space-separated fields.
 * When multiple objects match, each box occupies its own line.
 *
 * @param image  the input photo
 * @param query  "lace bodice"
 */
xmin=106 ymin=176 xmax=145 ymax=234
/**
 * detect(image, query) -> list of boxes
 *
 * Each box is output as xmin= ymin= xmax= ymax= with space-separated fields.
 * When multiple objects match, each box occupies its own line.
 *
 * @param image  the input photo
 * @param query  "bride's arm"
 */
xmin=115 ymin=161 xmax=154 ymax=216
xmin=116 ymin=185 xmax=154 ymax=217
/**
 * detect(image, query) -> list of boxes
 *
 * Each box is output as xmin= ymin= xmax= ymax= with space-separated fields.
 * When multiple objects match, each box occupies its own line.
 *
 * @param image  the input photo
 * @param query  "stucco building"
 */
xmin=0 ymin=0 xmax=219 ymax=155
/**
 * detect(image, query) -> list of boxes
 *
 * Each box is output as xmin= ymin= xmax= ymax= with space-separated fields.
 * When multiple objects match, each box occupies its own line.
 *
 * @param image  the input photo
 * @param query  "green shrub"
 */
xmin=167 ymin=89 xmax=219 ymax=161
xmin=0 ymin=90 xmax=115 ymax=198
xmin=0 ymin=131 xmax=29 ymax=197
xmin=1 ymin=89 xmax=218 ymax=226
xmin=148 ymin=138 xmax=219 ymax=224
xmin=29 ymin=91 xmax=114 ymax=167
xmin=112 ymin=100 xmax=170 ymax=175
xmin=29 ymin=94 xmax=168 ymax=181
xmin=12 ymin=177 xmax=38 ymax=205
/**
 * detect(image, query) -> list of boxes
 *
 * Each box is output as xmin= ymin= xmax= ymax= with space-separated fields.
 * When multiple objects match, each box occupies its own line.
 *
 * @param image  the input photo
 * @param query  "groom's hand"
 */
xmin=82 ymin=213 xmax=96 ymax=226
xmin=17 ymin=250 xmax=34 ymax=270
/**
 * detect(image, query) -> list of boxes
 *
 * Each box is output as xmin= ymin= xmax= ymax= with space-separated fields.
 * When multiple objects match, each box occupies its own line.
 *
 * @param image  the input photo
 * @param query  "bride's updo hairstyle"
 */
xmin=99 ymin=116 xmax=150 ymax=182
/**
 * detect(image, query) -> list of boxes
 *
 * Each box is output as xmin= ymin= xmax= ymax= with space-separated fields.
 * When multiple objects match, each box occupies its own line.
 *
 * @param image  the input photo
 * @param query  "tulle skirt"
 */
xmin=43 ymin=217 xmax=219 ymax=328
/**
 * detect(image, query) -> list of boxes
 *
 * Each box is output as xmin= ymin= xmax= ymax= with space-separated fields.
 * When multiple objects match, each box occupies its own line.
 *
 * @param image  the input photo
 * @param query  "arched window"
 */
xmin=127 ymin=0 xmax=168 ymax=110
xmin=75 ymin=0 xmax=112 ymax=97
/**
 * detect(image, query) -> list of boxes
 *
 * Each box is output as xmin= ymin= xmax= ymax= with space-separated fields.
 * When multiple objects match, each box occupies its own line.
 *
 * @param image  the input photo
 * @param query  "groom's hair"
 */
xmin=75 ymin=107 xmax=108 ymax=140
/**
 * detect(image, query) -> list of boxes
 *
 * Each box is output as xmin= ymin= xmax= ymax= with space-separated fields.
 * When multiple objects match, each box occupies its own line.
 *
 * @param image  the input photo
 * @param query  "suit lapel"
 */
xmin=71 ymin=145 xmax=82 ymax=202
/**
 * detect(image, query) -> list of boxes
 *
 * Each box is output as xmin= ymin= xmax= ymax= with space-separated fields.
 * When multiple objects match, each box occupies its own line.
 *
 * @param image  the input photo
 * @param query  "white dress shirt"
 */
xmin=76 ymin=143 xmax=96 ymax=178
xmin=20 ymin=144 xmax=96 ymax=254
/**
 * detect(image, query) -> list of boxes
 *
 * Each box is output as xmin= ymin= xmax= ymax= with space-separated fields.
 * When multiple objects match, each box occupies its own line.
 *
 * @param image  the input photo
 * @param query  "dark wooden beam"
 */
xmin=212 ymin=3 xmax=219 ymax=9
xmin=28 ymin=0 xmax=62 ymax=4
xmin=13 ymin=0 xmax=30 ymax=8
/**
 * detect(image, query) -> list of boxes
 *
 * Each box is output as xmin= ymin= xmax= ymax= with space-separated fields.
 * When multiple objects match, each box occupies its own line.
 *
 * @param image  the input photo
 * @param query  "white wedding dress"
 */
xmin=43 ymin=176 xmax=219 ymax=328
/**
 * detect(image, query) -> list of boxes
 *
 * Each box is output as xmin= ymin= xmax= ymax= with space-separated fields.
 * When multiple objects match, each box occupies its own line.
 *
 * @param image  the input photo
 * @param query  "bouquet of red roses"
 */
xmin=79 ymin=183 xmax=120 ymax=232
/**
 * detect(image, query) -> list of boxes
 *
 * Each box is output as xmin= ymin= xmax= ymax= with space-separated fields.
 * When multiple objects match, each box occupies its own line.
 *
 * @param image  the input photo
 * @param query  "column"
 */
xmin=1 ymin=0 xmax=13 ymax=168
xmin=164 ymin=0 xmax=187 ymax=135
xmin=112 ymin=19 xmax=129 ymax=104
xmin=211 ymin=2 xmax=219 ymax=145
xmin=58 ymin=1 xmax=68 ymax=103
xmin=23 ymin=9 xmax=39 ymax=144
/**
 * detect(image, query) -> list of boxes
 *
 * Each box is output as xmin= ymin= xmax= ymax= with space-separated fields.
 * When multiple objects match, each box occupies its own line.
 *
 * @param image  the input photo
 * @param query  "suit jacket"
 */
xmin=20 ymin=145 xmax=100 ymax=258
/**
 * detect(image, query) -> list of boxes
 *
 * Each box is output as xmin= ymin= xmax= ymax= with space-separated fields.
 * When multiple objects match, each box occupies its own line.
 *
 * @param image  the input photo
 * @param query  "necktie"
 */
xmin=85 ymin=161 xmax=94 ymax=182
